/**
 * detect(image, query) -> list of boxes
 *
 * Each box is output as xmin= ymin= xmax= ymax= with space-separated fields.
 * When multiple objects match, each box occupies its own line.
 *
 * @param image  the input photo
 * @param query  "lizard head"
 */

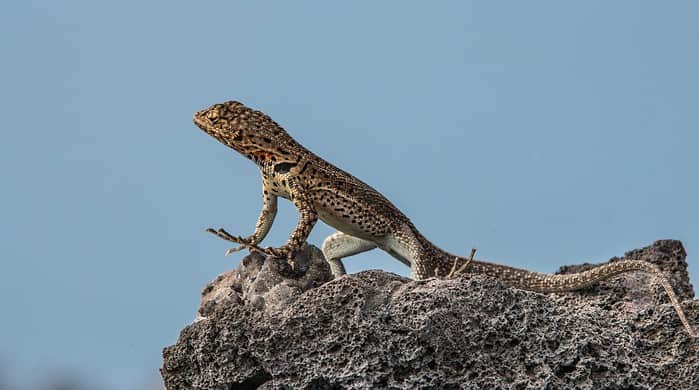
xmin=194 ymin=101 xmax=298 ymax=164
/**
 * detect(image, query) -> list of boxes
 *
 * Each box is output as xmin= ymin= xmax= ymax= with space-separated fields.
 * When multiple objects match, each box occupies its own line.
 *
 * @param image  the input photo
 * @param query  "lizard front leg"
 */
xmin=207 ymin=180 xmax=278 ymax=255
xmin=263 ymin=178 xmax=318 ymax=259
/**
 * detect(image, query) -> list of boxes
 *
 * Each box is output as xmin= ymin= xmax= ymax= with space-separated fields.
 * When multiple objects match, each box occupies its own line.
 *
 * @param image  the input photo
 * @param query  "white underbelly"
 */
xmin=317 ymin=209 xmax=368 ymax=238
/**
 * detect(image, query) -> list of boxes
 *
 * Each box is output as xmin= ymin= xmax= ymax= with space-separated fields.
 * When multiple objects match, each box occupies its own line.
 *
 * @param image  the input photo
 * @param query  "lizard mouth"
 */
xmin=193 ymin=110 xmax=243 ymax=145
xmin=193 ymin=111 xmax=211 ymax=130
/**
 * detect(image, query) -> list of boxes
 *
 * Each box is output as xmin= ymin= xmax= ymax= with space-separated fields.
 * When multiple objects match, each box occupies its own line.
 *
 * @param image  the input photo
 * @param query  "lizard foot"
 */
xmin=262 ymin=244 xmax=296 ymax=259
xmin=447 ymin=247 xmax=477 ymax=278
xmin=262 ymin=244 xmax=301 ymax=272
xmin=205 ymin=228 xmax=265 ymax=255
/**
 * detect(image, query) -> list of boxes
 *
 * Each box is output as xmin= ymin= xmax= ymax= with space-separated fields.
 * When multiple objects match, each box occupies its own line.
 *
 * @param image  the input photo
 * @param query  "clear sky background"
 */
xmin=1 ymin=1 xmax=698 ymax=389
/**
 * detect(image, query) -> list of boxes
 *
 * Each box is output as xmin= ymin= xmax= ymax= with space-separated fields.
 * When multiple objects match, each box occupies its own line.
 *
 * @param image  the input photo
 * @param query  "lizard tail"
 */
xmin=464 ymin=257 xmax=696 ymax=337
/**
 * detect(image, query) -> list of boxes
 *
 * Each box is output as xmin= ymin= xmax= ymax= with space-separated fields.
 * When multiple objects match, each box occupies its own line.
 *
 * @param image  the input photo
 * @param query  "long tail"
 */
xmin=464 ymin=257 xmax=697 ymax=337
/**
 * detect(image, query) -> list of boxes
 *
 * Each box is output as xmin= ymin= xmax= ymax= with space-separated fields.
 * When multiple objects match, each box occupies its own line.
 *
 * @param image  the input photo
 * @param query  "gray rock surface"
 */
xmin=161 ymin=240 xmax=698 ymax=389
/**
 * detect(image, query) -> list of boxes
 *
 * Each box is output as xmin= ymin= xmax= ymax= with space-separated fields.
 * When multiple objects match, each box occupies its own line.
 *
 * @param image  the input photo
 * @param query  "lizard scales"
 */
xmin=194 ymin=100 xmax=696 ymax=337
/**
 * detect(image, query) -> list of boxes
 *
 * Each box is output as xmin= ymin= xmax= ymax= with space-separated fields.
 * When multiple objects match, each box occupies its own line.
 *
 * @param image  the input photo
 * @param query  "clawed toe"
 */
xmin=262 ymin=246 xmax=294 ymax=259
xmin=206 ymin=227 xmax=264 ymax=254
xmin=263 ymin=246 xmax=283 ymax=257
xmin=224 ymin=246 xmax=246 ymax=256
xmin=447 ymin=247 xmax=477 ymax=278
xmin=206 ymin=227 xmax=239 ymax=242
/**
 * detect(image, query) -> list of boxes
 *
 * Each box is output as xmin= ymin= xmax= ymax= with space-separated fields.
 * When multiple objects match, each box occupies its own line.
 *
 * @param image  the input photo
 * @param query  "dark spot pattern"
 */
xmin=274 ymin=162 xmax=295 ymax=174
xmin=194 ymin=101 xmax=696 ymax=337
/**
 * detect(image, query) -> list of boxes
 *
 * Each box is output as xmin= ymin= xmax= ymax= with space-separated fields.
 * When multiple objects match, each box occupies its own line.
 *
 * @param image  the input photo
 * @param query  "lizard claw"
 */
xmin=262 ymin=245 xmax=300 ymax=272
xmin=224 ymin=246 xmax=246 ymax=256
xmin=228 ymin=243 xmax=266 ymax=255
xmin=263 ymin=246 xmax=285 ymax=258
xmin=262 ymin=245 xmax=296 ymax=259
xmin=206 ymin=227 xmax=265 ymax=255
xmin=447 ymin=247 xmax=477 ymax=278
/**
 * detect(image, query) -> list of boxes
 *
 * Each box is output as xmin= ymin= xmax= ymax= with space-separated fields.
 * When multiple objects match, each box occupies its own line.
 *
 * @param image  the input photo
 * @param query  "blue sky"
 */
xmin=1 ymin=1 xmax=698 ymax=389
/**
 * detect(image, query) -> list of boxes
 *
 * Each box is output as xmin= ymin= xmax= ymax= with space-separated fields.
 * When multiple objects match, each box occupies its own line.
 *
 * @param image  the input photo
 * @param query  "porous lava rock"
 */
xmin=161 ymin=240 xmax=698 ymax=389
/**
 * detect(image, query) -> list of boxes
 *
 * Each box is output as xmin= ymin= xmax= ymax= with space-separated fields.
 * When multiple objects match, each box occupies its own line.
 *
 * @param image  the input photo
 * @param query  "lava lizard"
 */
xmin=193 ymin=100 xmax=696 ymax=337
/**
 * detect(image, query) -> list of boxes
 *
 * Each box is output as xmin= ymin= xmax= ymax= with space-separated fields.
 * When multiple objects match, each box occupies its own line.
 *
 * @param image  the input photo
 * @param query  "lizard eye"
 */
xmin=206 ymin=110 xmax=219 ymax=122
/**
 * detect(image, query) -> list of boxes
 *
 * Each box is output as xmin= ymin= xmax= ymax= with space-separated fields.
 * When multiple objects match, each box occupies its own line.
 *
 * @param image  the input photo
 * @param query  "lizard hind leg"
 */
xmin=321 ymin=231 xmax=378 ymax=278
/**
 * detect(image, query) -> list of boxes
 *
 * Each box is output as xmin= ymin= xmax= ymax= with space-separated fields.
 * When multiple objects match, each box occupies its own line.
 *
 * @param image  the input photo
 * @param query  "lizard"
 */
xmin=193 ymin=100 xmax=697 ymax=337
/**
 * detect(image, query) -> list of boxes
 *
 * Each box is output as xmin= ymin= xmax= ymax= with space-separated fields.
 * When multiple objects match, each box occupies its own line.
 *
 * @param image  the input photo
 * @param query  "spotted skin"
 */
xmin=194 ymin=101 xmax=696 ymax=337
